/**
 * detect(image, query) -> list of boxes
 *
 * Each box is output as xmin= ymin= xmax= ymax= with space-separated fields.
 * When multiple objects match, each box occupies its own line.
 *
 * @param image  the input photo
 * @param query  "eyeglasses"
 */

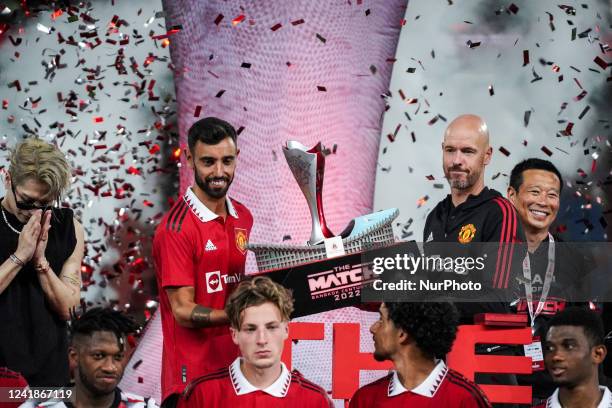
xmin=10 ymin=182 xmax=53 ymax=211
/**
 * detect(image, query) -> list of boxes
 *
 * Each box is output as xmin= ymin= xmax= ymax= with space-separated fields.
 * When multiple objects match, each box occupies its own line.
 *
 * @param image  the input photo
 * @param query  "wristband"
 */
xmin=9 ymin=254 xmax=25 ymax=267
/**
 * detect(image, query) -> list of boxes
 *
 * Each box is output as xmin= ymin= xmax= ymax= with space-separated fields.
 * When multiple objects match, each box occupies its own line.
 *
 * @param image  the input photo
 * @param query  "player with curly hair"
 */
xmin=349 ymin=302 xmax=491 ymax=407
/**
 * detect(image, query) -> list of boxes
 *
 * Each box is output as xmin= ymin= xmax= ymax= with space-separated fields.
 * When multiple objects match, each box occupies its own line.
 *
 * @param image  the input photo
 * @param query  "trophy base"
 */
xmin=248 ymin=208 xmax=399 ymax=272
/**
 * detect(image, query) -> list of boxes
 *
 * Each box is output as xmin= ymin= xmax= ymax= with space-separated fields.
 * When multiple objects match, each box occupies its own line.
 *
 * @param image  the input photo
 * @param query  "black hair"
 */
xmin=385 ymin=302 xmax=459 ymax=359
xmin=187 ymin=117 xmax=237 ymax=152
xmin=70 ymin=308 xmax=139 ymax=350
xmin=509 ymin=158 xmax=563 ymax=193
xmin=547 ymin=307 xmax=604 ymax=348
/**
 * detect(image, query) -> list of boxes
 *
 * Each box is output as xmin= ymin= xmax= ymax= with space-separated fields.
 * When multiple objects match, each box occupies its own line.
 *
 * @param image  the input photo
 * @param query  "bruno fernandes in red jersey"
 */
xmin=179 ymin=276 xmax=332 ymax=408
xmin=349 ymin=302 xmax=491 ymax=408
xmin=153 ymin=117 xmax=253 ymax=407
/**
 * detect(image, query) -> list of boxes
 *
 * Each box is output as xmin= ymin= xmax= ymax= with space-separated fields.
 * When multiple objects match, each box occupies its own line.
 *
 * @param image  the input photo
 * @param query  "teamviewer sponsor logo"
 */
xmin=307 ymin=266 xmax=364 ymax=298
xmin=205 ymin=271 xmax=222 ymax=293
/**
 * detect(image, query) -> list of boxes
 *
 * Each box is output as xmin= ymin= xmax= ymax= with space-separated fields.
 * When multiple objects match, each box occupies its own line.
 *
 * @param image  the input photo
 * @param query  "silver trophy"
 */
xmin=283 ymin=141 xmax=334 ymax=246
xmin=248 ymin=140 xmax=398 ymax=272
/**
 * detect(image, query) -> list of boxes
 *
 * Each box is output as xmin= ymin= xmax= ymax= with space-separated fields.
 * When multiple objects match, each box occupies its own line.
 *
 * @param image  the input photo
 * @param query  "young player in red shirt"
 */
xmin=178 ymin=276 xmax=332 ymax=408
xmin=349 ymin=302 xmax=491 ymax=408
xmin=153 ymin=117 xmax=253 ymax=406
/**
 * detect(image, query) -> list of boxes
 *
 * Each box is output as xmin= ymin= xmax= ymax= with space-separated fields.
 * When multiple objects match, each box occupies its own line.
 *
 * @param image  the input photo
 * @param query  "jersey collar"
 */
xmin=548 ymin=386 xmax=612 ymax=408
xmin=388 ymin=360 xmax=448 ymax=398
xmin=183 ymin=186 xmax=238 ymax=222
xmin=229 ymin=358 xmax=291 ymax=398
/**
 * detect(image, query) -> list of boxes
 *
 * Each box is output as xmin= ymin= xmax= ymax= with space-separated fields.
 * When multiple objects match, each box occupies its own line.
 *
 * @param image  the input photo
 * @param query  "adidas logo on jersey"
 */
xmin=426 ymin=232 xmax=434 ymax=242
xmin=205 ymin=240 xmax=217 ymax=251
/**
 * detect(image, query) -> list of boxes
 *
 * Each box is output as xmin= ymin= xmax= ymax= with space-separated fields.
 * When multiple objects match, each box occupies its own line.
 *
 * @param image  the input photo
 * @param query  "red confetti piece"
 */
xmin=8 ymin=80 xmax=21 ymax=92
xmin=387 ymin=133 xmax=395 ymax=142
xmin=215 ymin=90 xmax=225 ymax=98
xmin=508 ymin=3 xmax=519 ymax=14
xmin=2 ymin=100 xmax=7 ymax=110
xmin=562 ymin=122 xmax=574 ymax=136
xmin=426 ymin=175 xmax=435 ymax=180
xmin=194 ymin=105 xmax=202 ymax=117
xmin=232 ymin=15 xmax=245 ymax=26
xmin=241 ymin=62 xmax=251 ymax=68
xmin=270 ymin=23 xmax=282 ymax=31
xmin=427 ymin=115 xmax=439 ymax=126
xmin=499 ymin=146 xmax=510 ymax=156
xmin=138 ymin=377 xmax=144 ymax=384
xmin=149 ymin=144 xmax=160 ymax=155
xmin=151 ymin=26 xmax=181 ymax=40
xmin=291 ymin=19 xmax=305 ymax=26
xmin=51 ymin=9 xmax=63 ymax=20
xmin=317 ymin=86 xmax=327 ymax=92
xmin=143 ymin=200 xmax=154 ymax=207
xmin=522 ymin=50 xmax=529 ymax=66
xmin=488 ymin=85 xmax=494 ymax=96
xmin=398 ymin=89 xmax=406 ymax=100
xmin=466 ymin=40 xmax=481 ymax=48
xmin=541 ymin=146 xmax=553 ymax=156
xmin=127 ymin=166 xmax=141 ymax=175
xmin=214 ymin=14 xmax=224 ymax=25
xmin=593 ymin=56 xmax=608 ymax=70
xmin=552 ymin=64 xmax=560 ymax=72
xmin=316 ymin=33 xmax=326 ymax=43
xmin=591 ymin=159 xmax=597 ymax=173
xmin=573 ymin=90 xmax=587 ymax=101
xmin=94 ymin=116 xmax=104 ymax=123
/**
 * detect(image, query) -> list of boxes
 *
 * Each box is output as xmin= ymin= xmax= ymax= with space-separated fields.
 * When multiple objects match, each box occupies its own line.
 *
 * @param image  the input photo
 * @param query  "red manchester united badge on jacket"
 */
xmin=235 ymin=228 xmax=248 ymax=254
xmin=458 ymin=224 xmax=476 ymax=244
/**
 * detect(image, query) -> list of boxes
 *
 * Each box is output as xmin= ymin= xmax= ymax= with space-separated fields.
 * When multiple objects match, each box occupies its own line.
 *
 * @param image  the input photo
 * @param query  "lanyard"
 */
xmin=523 ymin=233 xmax=555 ymax=331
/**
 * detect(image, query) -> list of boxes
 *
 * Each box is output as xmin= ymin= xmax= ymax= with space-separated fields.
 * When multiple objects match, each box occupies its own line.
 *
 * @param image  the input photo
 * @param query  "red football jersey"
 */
xmin=349 ymin=361 xmax=491 ymax=408
xmin=178 ymin=358 xmax=333 ymax=408
xmin=0 ymin=367 xmax=28 ymax=408
xmin=153 ymin=187 xmax=253 ymax=401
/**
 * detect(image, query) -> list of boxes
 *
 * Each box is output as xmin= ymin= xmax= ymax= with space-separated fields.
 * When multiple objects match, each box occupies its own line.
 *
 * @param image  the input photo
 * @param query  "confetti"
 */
xmin=522 ymin=50 xmax=529 ymax=66
xmin=466 ymin=40 xmax=481 ymax=48
xmin=416 ymin=195 xmax=429 ymax=208
xmin=524 ymin=110 xmax=532 ymax=127
xmin=316 ymin=33 xmax=326 ymax=43
xmin=593 ymin=56 xmax=609 ymax=70
xmin=499 ymin=146 xmax=510 ymax=156
xmin=214 ymin=14 xmax=224 ymax=25
xmin=573 ymin=90 xmax=587 ymax=101
xmin=541 ymin=146 xmax=553 ymax=156
xmin=291 ymin=19 xmax=304 ymax=26
xmin=270 ymin=23 xmax=282 ymax=31
xmin=508 ymin=3 xmax=519 ymax=14
xmin=36 ymin=23 xmax=52 ymax=34
xmin=231 ymin=15 xmax=245 ymax=26
xmin=194 ymin=105 xmax=202 ymax=117
xmin=488 ymin=84 xmax=494 ymax=96
xmin=578 ymin=105 xmax=590 ymax=120
xmin=215 ymin=90 xmax=225 ymax=98
xmin=241 ymin=62 xmax=251 ymax=68
xmin=317 ymin=85 xmax=327 ymax=92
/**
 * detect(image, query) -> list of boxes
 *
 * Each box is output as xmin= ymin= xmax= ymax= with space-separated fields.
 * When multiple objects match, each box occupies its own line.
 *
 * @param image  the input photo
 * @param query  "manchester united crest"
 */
xmin=458 ymin=224 xmax=476 ymax=244
xmin=235 ymin=228 xmax=248 ymax=254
